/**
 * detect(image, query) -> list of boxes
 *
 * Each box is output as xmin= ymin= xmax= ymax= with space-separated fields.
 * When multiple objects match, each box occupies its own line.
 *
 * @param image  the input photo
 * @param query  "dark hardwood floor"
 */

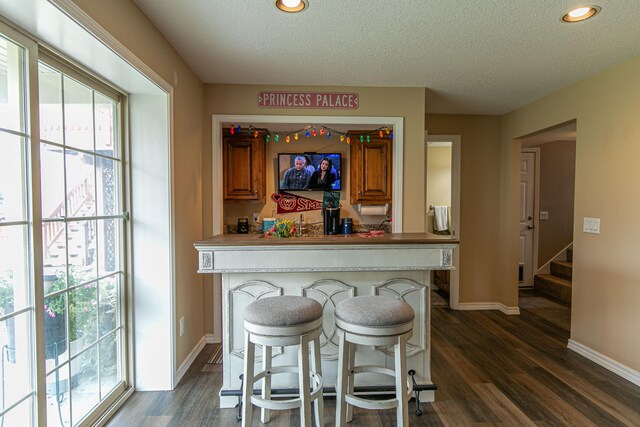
xmin=106 ymin=290 xmax=640 ymax=426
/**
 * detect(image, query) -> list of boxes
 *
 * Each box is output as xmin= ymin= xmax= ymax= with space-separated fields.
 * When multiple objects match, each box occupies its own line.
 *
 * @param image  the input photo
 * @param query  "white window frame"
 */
xmin=0 ymin=22 xmax=44 ymax=426
xmin=0 ymin=19 xmax=136 ymax=426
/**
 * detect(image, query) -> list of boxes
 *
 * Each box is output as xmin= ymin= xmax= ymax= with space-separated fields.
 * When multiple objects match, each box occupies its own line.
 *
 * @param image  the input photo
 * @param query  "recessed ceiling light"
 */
xmin=562 ymin=5 xmax=601 ymax=22
xmin=275 ymin=0 xmax=307 ymax=13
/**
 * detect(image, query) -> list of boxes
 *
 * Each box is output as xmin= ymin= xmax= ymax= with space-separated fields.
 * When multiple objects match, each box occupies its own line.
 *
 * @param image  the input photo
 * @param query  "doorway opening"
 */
xmin=517 ymin=121 xmax=576 ymax=329
xmin=425 ymin=134 xmax=460 ymax=310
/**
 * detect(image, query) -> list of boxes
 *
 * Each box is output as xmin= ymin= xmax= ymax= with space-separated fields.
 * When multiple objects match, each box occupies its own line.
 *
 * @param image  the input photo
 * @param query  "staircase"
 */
xmin=534 ymin=248 xmax=572 ymax=304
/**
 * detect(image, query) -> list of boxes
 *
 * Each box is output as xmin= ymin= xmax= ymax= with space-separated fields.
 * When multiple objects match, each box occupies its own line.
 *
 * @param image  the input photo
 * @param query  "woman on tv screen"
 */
xmin=309 ymin=156 xmax=337 ymax=190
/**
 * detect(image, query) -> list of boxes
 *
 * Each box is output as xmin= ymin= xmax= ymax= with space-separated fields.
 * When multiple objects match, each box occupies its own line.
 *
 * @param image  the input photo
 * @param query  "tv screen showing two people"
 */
xmin=279 ymin=153 xmax=342 ymax=191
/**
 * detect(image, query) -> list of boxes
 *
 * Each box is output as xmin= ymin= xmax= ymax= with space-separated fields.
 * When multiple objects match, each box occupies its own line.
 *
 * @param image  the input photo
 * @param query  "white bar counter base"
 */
xmin=194 ymin=232 xmax=458 ymax=408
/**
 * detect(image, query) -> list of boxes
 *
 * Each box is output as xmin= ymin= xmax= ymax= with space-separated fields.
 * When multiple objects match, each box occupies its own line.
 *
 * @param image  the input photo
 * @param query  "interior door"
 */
xmin=519 ymin=151 xmax=537 ymax=287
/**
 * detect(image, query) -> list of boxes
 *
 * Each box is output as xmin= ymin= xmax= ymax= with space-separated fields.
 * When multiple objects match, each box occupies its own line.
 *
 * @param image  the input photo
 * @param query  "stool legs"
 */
xmin=346 ymin=341 xmax=356 ymax=423
xmin=335 ymin=332 xmax=349 ymax=427
xmin=394 ymin=335 xmax=409 ymax=427
xmin=336 ymin=334 xmax=356 ymax=426
xmin=261 ymin=344 xmax=272 ymax=423
xmin=243 ymin=327 xmax=323 ymax=426
xmin=335 ymin=329 xmax=412 ymax=427
xmin=242 ymin=331 xmax=255 ymax=427
xmin=310 ymin=336 xmax=324 ymax=427
xmin=298 ymin=334 xmax=312 ymax=427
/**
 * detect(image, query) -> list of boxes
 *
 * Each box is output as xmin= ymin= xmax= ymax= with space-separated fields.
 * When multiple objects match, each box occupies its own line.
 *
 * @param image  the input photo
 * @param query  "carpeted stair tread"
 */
xmin=534 ymin=274 xmax=571 ymax=304
xmin=550 ymin=261 xmax=573 ymax=281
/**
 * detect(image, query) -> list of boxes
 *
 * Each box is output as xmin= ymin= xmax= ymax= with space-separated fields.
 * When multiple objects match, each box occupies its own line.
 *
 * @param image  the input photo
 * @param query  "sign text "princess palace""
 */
xmin=258 ymin=92 xmax=359 ymax=109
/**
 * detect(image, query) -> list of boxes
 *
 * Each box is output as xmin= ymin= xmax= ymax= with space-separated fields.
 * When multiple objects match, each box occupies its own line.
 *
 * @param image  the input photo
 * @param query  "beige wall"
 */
xmin=502 ymin=56 xmax=640 ymax=372
xmin=536 ymin=141 xmax=576 ymax=265
xmin=71 ymin=0 xmax=205 ymax=368
xmin=425 ymin=115 xmax=502 ymax=303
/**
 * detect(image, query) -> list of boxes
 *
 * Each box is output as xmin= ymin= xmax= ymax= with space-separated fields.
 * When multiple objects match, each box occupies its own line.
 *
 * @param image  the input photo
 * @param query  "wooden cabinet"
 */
xmin=223 ymin=130 xmax=265 ymax=202
xmin=349 ymin=131 xmax=392 ymax=204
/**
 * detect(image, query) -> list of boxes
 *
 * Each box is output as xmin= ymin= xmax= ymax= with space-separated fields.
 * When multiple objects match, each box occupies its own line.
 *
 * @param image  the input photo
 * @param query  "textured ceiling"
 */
xmin=132 ymin=0 xmax=640 ymax=115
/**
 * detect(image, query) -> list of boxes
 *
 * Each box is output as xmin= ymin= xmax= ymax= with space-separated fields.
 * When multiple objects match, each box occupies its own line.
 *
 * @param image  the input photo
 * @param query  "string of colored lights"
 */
xmin=228 ymin=123 xmax=393 ymax=143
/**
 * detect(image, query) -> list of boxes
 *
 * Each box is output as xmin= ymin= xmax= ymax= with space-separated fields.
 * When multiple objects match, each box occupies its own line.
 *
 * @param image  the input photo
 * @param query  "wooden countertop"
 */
xmin=195 ymin=232 xmax=458 ymax=248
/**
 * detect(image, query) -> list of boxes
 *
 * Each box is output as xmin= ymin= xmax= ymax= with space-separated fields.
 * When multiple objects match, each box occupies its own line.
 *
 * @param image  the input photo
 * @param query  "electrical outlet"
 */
xmin=252 ymin=213 xmax=260 ymax=223
xmin=179 ymin=317 xmax=185 ymax=336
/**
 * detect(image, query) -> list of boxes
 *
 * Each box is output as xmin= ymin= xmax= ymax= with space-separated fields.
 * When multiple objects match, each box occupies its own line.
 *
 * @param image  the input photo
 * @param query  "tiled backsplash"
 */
xmin=226 ymin=222 xmax=391 ymax=235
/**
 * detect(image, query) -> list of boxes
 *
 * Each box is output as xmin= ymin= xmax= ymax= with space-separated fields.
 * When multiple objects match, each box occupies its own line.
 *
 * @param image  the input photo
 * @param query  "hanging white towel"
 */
xmin=433 ymin=206 xmax=449 ymax=232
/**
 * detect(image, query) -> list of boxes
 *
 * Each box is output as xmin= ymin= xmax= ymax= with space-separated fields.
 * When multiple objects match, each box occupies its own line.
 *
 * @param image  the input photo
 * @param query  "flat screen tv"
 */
xmin=278 ymin=153 xmax=342 ymax=191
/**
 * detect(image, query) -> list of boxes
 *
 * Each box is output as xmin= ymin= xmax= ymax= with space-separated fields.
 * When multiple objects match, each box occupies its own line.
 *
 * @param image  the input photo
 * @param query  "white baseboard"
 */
xmin=458 ymin=302 xmax=520 ymax=315
xmin=567 ymin=339 xmax=640 ymax=387
xmin=175 ymin=336 xmax=206 ymax=386
xmin=499 ymin=303 xmax=521 ymax=315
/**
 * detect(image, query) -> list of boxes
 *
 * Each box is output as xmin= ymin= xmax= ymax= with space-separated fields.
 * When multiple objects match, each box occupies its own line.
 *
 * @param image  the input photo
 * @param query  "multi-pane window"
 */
xmin=0 ymin=27 xmax=128 ymax=427
xmin=39 ymin=59 xmax=126 ymax=427
xmin=0 ymin=33 xmax=36 ymax=427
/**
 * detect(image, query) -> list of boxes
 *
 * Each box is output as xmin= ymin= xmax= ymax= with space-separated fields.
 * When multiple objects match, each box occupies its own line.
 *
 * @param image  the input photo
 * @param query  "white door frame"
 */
xmin=425 ymin=133 xmax=461 ymax=310
xmin=520 ymin=148 xmax=540 ymax=287
xmin=212 ymin=115 xmax=404 ymax=234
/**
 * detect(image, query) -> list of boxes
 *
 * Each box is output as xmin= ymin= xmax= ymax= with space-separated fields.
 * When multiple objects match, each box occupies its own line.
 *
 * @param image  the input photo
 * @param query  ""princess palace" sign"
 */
xmin=258 ymin=91 xmax=359 ymax=109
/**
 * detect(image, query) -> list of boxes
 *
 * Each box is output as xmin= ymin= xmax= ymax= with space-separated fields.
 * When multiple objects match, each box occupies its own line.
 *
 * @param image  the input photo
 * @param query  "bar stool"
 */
xmin=242 ymin=296 xmax=324 ymax=427
xmin=335 ymin=295 xmax=415 ymax=427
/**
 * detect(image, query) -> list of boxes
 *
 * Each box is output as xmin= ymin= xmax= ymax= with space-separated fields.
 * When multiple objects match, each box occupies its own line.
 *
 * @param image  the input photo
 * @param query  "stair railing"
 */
xmin=536 ymin=242 xmax=573 ymax=275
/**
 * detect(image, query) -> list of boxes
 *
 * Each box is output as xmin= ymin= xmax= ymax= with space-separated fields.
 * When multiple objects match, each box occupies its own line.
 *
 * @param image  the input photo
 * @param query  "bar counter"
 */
xmin=195 ymin=232 xmax=458 ymax=273
xmin=195 ymin=231 xmax=458 ymax=247
xmin=194 ymin=232 xmax=458 ymax=408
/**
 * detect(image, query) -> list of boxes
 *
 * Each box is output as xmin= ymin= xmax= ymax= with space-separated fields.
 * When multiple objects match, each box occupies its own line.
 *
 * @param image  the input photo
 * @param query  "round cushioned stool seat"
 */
xmin=335 ymin=295 xmax=414 ymax=329
xmin=244 ymin=295 xmax=323 ymax=327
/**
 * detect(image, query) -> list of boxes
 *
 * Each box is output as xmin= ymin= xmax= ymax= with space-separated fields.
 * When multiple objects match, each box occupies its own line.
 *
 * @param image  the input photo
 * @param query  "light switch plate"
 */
xmin=583 ymin=217 xmax=600 ymax=234
xmin=540 ymin=211 xmax=549 ymax=220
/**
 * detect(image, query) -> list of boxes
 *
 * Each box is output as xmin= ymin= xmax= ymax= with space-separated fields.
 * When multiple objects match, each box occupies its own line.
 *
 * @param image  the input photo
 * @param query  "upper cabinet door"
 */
xmin=349 ymin=131 xmax=392 ymax=204
xmin=223 ymin=130 xmax=265 ymax=202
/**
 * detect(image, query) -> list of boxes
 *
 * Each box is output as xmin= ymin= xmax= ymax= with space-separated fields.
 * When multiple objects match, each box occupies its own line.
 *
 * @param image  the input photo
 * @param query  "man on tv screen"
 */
xmin=281 ymin=155 xmax=311 ymax=190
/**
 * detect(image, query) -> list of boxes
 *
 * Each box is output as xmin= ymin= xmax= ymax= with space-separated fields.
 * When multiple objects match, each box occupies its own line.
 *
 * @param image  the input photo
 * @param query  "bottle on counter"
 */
xmin=341 ymin=218 xmax=353 ymax=234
